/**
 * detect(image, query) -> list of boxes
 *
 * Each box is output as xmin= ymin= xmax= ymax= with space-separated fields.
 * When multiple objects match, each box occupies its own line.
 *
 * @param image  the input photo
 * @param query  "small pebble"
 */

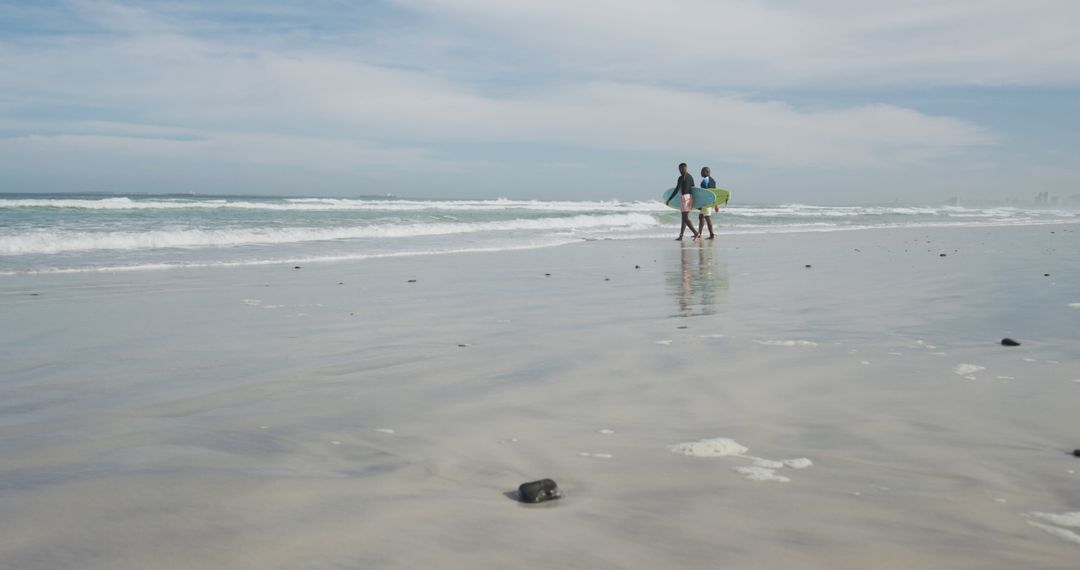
xmin=939 ymin=253 xmax=946 ymax=257
xmin=517 ymin=479 xmax=561 ymax=503
xmin=677 ymin=325 xmax=688 ymax=329
xmin=634 ymin=265 xmax=640 ymax=269
xmin=1000 ymin=338 xmax=1020 ymax=347
xmin=1073 ymin=449 xmax=1080 ymax=458
xmin=458 ymin=343 xmax=470 ymax=348
xmin=293 ymin=266 xmax=301 ymax=269
xmin=544 ymin=273 xmax=551 ymax=276
xmin=1044 ymin=273 xmax=1051 ymax=277
xmin=805 ymin=264 xmax=812 ymax=268
xmin=407 ymin=279 xmax=416 ymax=283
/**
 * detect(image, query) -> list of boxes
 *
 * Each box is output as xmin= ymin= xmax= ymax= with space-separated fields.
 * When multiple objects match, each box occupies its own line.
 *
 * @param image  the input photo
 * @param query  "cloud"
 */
xmin=0 ymin=0 xmax=1024 ymax=199
xmin=1 ymin=20 xmax=994 ymax=170
xmin=395 ymin=0 xmax=1080 ymax=87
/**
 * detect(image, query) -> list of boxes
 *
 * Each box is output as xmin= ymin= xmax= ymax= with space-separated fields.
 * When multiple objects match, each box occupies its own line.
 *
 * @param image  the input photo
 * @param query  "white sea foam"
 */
xmin=0 ymin=213 xmax=660 ymax=255
xmin=669 ymin=438 xmax=813 ymax=483
xmin=954 ymin=364 xmax=986 ymax=376
xmin=754 ymin=340 xmax=818 ymax=347
xmin=782 ymin=458 xmax=813 ymax=469
xmin=0 ymin=196 xmax=669 ymax=213
xmin=598 ymin=429 xmax=615 ymax=435
xmin=733 ymin=466 xmax=790 ymax=482
xmin=748 ymin=456 xmax=784 ymax=468
xmin=1027 ymin=511 xmax=1080 ymax=528
xmin=668 ymin=438 xmax=749 ymax=457
xmin=1028 ymin=522 xmax=1080 ymax=545
xmin=374 ymin=428 xmax=395 ymax=435
xmin=1069 ymin=303 xmax=1080 ymax=308
xmin=578 ymin=452 xmax=613 ymax=459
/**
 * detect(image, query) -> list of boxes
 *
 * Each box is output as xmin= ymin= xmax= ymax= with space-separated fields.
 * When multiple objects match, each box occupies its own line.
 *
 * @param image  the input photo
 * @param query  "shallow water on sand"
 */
xmin=1 ymin=224 xmax=1078 ymax=569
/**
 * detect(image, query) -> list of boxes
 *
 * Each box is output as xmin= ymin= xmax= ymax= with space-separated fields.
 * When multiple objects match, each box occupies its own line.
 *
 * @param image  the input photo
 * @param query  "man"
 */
xmin=666 ymin=162 xmax=700 ymax=241
xmin=697 ymin=166 xmax=717 ymax=240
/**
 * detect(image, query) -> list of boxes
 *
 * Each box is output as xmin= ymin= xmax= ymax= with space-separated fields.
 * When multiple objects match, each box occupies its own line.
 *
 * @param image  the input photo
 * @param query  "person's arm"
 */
xmin=667 ymin=180 xmax=680 ymax=203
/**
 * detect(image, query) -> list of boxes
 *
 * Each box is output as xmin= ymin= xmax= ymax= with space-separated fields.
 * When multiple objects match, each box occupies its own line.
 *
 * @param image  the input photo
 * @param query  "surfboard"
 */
xmin=711 ymin=188 xmax=731 ymax=207
xmin=663 ymin=187 xmax=719 ymax=210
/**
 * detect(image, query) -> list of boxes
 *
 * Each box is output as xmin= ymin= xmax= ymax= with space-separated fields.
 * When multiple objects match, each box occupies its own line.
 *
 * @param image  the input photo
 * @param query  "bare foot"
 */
xmin=707 ymin=235 xmax=715 ymax=240
xmin=675 ymin=236 xmax=683 ymax=241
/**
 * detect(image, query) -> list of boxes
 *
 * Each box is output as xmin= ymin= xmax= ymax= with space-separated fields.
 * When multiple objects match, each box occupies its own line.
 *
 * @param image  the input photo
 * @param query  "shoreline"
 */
xmin=2 ymin=223 xmax=1079 ymax=569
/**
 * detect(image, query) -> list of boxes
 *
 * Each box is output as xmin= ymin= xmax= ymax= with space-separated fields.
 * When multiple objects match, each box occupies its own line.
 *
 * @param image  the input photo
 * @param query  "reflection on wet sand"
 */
xmin=667 ymin=240 xmax=729 ymax=316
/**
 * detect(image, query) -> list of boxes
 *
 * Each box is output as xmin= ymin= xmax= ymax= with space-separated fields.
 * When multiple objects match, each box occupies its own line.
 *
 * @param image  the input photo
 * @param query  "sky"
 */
xmin=1 ymin=0 xmax=1078 ymax=204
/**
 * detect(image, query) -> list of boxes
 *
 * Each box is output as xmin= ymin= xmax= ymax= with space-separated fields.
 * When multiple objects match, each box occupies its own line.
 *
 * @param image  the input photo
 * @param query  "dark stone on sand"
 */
xmin=545 ymin=273 xmax=551 ymax=276
xmin=518 ymin=479 xmax=561 ymax=503
xmin=677 ymin=325 xmax=688 ymax=329
xmin=29 ymin=293 xmax=40 ymax=296
xmin=1073 ymin=449 xmax=1080 ymax=458
xmin=604 ymin=277 xmax=610 ymax=281
xmin=407 ymin=279 xmax=417 ymax=283
xmin=337 ymin=282 xmax=344 ymax=285
xmin=635 ymin=265 xmax=640 ymax=269
xmin=939 ymin=253 xmax=946 ymax=257
xmin=1044 ymin=273 xmax=1051 ymax=277
xmin=293 ymin=266 xmax=301 ymax=269
xmin=1001 ymin=338 xmax=1020 ymax=347
xmin=805 ymin=264 xmax=812 ymax=268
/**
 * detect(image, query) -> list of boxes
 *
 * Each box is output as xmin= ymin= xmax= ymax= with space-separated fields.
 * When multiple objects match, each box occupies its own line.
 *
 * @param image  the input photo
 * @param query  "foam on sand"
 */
xmin=782 ymin=458 xmax=813 ymax=469
xmin=1024 ymin=511 xmax=1080 ymax=545
xmin=668 ymin=438 xmax=748 ymax=457
xmin=1027 ymin=511 xmax=1080 ymax=528
xmin=1068 ymin=303 xmax=1080 ymax=308
xmin=754 ymin=340 xmax=818 ymax=347
xmin=578 ymin=452 xmax=613 ymax=459
xmin=954 ymin=364 xmax=985 ymax=378
xmin=733 ymin=466 xmax=791 ymax=482
xmin=668 ymin=438 xmax=813 ymax=483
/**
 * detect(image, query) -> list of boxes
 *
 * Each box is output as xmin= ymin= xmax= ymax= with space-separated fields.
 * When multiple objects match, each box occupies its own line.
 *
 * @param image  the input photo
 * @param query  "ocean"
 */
xmin=1 ymin=193 xmax=1076 ymax=275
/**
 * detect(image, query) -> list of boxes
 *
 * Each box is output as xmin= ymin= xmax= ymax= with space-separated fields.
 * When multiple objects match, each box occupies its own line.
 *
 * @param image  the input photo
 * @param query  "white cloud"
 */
xmin=396 ymin=0 xmax=1080 ymax=87
xmin=1 ymin=30 xmax=994 ymax=169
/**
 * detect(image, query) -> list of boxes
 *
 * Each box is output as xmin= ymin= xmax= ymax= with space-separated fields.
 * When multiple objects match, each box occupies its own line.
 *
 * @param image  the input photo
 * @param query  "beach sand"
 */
xmin=1 ymin=224 xmax=1079 ymax=569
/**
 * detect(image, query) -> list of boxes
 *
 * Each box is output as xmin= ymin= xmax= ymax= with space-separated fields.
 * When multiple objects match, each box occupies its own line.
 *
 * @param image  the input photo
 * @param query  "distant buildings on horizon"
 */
xmin=944 ymin=192 xmax=1080 ymax=208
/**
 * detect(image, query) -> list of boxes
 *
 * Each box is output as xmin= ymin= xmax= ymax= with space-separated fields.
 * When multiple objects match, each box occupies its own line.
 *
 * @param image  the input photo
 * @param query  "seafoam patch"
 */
xmin=1068 ymin=303 xmax=1080 ymax=308
xmin=668 ymin=438 xmax=748 ymax=457
xmin=374 ymin=428 xmax=395 ymax=435
xmin=668 ymin=437 xmax=812 ymax=483
xmin=754 ymin=340 xmax=818 ymax=347
xmin=655 ymin=340 xmax=673 ymax=346
xmin=733 ymin=466 xmax=790 ymax=482
xmin=578 ymin=452 xmax=613 ymax=459
xmin=954 ymin=364 xmax=985 ymax=378
xmin=241 ymin=299 xmax=262 ymax=306
xmin=598 ymin=428 xmax=615 ymax=435
xmin=782 ymin=458 xmax=813 ymax=469
xmin=1025 ymin=511 xmax=1080 ymax=545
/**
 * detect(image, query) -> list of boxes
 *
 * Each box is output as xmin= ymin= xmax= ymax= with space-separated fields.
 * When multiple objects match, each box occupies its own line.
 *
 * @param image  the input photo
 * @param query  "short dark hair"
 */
xmin=678 ymin=162 xmax=687 ymax=169
xmin=701 ymin=166 xmax=710 ymax=175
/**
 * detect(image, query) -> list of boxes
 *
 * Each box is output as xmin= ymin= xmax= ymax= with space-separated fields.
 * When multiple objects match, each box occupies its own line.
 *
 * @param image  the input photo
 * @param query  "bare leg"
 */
xmin=705 ymin=216 xmax=715 ymax=239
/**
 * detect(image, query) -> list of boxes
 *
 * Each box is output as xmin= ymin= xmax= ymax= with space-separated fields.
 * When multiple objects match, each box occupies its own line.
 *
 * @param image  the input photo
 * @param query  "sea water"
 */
xmin=1 ymin=193 xmax=1076 ymax=274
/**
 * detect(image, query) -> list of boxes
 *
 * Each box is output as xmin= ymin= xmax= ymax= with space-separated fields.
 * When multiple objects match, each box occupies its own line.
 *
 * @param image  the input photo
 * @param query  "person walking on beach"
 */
xmin=666 ymin=163 xmax=700 ymax=241
xmin=697 ymin=166 xmax=717 ymax=240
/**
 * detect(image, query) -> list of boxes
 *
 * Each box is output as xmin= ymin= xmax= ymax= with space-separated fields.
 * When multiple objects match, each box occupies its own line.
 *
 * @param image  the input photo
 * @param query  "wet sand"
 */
xmin=1 ymin=224 xmax=1079 ymax=569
